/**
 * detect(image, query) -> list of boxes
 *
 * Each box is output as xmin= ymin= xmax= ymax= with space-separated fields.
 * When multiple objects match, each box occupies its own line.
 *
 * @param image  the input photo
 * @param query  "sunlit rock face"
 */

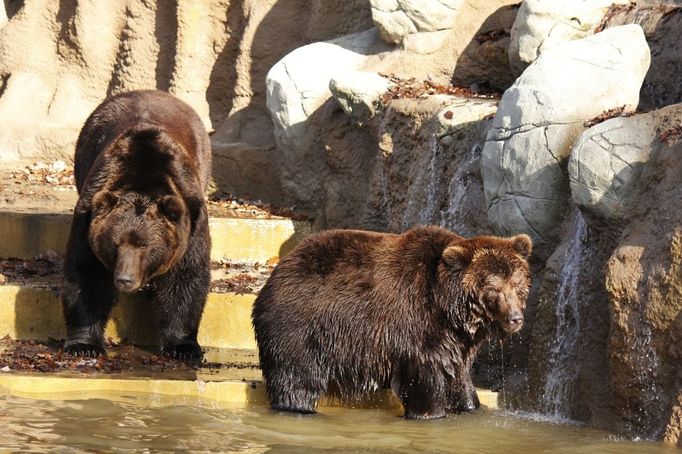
xmin=569 ymin=104 xmax=682 ymax=223
xmin=597 ymin=3 xmax=682 ymax=110
xmin=508 ymin=0 xmax=629 ymax=75
xmin=480 ymin=25 xmax=650 ymax=259
xmin=604 ymin=138 xmax=682 ymax=439
xmin=370 ymin=0 xmax=465 ymax=53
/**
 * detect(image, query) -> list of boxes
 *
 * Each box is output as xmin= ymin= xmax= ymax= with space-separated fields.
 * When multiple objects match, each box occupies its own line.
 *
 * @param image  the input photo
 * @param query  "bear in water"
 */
xmin=62 ymin=90 xmax=211 ymax=359
xmin=252 ymin=226 xmax=531 ymax=418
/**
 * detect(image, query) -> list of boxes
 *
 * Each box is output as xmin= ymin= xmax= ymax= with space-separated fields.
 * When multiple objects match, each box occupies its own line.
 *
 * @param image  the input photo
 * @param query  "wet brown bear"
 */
xmin=62 ymin=90 xmax=211 ymax=359
xmin=252 ymin=226 xmax=531 ymax=418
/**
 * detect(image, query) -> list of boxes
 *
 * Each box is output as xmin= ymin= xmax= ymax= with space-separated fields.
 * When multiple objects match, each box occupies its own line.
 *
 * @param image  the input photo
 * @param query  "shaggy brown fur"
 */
xmin=62 ymin=90 xmax=211 ymax=359
xmin=252 ymin=226 xmax=531 ymax=418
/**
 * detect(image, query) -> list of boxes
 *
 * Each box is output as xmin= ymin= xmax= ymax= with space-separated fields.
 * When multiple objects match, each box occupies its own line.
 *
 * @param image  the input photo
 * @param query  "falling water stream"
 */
xmin=542 ymin=211 xmax=589 ymax=418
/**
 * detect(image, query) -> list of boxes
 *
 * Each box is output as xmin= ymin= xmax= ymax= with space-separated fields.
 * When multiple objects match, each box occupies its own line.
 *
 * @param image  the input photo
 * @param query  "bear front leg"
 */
xmin=153 ymin=232 xmax=210 ymax=360
xmin=62 ymin=216 xmax=116 ymax=357
xmin=393 ymin=366 xmax=448 ymax=419
xmin=447 ymin=373 xmax=480 ymax=413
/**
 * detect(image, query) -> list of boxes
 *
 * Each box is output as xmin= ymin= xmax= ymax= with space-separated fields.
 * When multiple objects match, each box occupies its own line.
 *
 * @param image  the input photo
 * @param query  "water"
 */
xmin=542 ymin=211 xmax=588 ymax=418
xmin=0 ymin=395 xmax=672 ymax=453
xmin=440 ymin=143 xmax=483 ymax=235
xmin=418 ymin=136 xmax=443 ymax=226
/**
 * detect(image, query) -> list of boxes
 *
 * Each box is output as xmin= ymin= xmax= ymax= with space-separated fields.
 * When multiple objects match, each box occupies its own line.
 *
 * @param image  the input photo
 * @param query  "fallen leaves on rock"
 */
xmin=0 ymin=338 xmax=197 ymax=374
xmin=378 ymin=75 xmax=501 ymax=106
xmin=583 ymin=106 xmax=634 ymax=128
xmin=11 ymin=160 xmax=75 ymax=189
xmin=207 ymin=193 xmax=310 ymax=221
xmin=0 ymin=337 xmax=259 ymax=376
xmin=211 ymin=273 xmax=258 ymax=295
xmin=0 ymin=253 xmax=63 ymax=287
xmin=660 ymin=124 xmax=682 ymax=146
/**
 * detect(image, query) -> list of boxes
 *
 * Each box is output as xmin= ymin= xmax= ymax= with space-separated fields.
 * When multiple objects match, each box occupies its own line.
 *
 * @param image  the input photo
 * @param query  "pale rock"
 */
xmin=329 ymin=71 xmax=393 ymax=121
xmin=437 ymin=98 xmax=498 ymax=141
xmin=370 ymin=0 xmax=464 ymax=53
xmin=266 ymin=29 xmax=382 ymax=148
xmin=509 ymin=0 xmax=629 ymax=75
xmin=481 ymin=25 xmax=650 ymax=257
xmin=569 ymin=104 xmax=682 ymax=221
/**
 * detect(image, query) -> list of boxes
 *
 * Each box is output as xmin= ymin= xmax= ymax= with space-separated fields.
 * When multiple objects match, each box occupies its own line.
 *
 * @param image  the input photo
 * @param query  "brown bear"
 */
xmin=252 ymin=225 xmax=531 ymax=418
xmin=62 ymin=90 xmax=211 ymax=359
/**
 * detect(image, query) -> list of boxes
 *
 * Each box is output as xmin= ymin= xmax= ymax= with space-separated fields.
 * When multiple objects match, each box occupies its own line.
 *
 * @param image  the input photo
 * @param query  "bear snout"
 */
xmin=115 ymin=273 xmax=135 ymax=291
xmin=506 ymin=311 xmax=524 ymax=333
xmin=114 ymin=245 xmax=144 ymax=292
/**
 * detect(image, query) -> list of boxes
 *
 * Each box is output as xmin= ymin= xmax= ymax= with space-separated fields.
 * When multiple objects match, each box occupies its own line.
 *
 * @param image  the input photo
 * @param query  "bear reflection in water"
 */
xmin=253 ymin=226 xmax=532 ymax=419
xmin=62 ymin=90 xmax=211 ymax=360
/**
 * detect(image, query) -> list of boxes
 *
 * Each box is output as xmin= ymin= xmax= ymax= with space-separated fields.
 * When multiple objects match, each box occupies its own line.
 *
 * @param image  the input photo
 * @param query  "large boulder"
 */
xmin=598 ymin=3 xmax=682 ymax=109
xmin=569 ymin=104 xmax=682 ymax=222
xmin=508 ymin=0 xmax=629 ymax=75
xmin=266 ymin=29 xmax=383 ymax=149
xmin=370 ymin=0 xmax=465 ymax=53
xmin=480 ymin=25 xmax=650 ymax=258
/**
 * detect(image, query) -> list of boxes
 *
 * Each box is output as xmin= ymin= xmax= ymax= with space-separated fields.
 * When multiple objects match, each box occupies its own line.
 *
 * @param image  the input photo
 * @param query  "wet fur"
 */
xmin=62 ymin=90 xmax=211 ymax=359
xmin=252 ymin=226 xmax=531 ymax=418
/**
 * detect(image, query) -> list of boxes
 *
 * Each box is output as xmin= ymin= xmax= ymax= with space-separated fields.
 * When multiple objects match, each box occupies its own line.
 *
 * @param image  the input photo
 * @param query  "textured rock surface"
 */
xmin=481 ymin=25 xmax=650 ymax=258
xmin=0 ymin=0 xmax=373 ymax=189
xmin=370 ymin=0 xmax=465 ymax=53
xmin=665 ymin=393 xmax=682 ymax=447
xmin=599 ymin=3 xmax=682 ymax=110
xmin=265 ymin=0 xmax=518 ymax=224
xmin=329 ymin=71 xmax=393 ymax=121
xmin=451 ymin=3 xmax=520 ymax=91
xmin=362 ymin=96 xmax=497 ymax=235
xmin=569 ymin=104 xmax=682 ymax=222
xmin=508 ymin=0 xmax=629 ymax=75
xmin=605 ymin=139 xmax=682 ymax=439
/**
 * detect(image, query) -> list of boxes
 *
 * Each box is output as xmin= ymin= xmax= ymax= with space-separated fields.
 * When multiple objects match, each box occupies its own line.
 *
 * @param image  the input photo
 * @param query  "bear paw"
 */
xmin=64 ymin=343 xmax=107 ymax=357
xmin=162 ymin=343 xmax=203 ymax=360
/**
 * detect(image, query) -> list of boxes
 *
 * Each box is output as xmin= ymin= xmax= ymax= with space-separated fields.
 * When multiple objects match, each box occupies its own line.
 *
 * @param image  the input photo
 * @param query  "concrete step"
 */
xmin=0 ymin=283 xmax=258 ymax=349
xmin=0 ymin=209 xmax=313 ymax=263
xmin=0 ymin=340 xmax=499 ymax=411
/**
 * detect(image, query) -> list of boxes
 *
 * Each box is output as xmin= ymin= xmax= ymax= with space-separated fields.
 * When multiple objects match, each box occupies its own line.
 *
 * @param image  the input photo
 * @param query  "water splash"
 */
xmin=542 ymin=210 xmax=588 ymax=418
xmin=628 ymin=318 xmax=663 ymax=438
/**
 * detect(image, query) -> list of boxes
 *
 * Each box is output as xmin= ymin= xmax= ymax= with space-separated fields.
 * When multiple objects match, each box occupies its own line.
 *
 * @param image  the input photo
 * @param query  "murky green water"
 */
xmin=0 ymin=395 xmax=674 ymax=453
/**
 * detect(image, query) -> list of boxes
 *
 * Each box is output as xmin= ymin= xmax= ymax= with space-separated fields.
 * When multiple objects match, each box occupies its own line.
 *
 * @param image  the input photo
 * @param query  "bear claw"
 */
xmin=162 ymin=343 xmax=203 ymax=360
xmin=64 ymin=343 xmax=106 ymax=358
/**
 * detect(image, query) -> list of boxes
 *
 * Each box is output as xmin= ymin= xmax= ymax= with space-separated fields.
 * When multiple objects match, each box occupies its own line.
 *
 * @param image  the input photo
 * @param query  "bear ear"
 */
xmin=442 ymin=244 xmax=473 ymax=271
xmin=510 ymin=234 xmax=532 ymax=258
xmin=92 ymin=191 xmax=118 ymax=213
xmin=158 ymin=195 xmax=185 ymax=222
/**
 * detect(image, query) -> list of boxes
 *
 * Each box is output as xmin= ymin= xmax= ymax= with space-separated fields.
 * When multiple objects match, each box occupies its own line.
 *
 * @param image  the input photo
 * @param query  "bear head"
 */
xmin=88 ymin=190 xmax=191 ymax=292
xmin=442 ymin=234 xmax=532 ymax=334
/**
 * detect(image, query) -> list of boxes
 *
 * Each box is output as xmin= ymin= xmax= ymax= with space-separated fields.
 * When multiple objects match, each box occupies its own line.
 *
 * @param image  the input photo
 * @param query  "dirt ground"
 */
xmin=0 ymin=159 xmax=308 ymax=221
xmin=0 ymin=337 xmax=260 ymax=379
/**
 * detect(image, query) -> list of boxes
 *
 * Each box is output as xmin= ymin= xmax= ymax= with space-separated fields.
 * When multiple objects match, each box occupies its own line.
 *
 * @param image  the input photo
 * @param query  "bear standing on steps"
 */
xmin=252 ymin=226 xmax=532 ymax=418
xmin=62 ymin=90 xmax=211 ymax=359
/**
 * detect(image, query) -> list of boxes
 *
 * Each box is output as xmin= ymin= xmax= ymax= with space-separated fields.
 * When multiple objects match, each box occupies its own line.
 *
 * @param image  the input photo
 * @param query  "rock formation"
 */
xmin=481 ymin=24 xmax=650 ymax=258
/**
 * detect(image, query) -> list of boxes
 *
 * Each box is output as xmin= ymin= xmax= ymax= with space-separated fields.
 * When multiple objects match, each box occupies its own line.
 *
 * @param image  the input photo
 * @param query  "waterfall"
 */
xmin=418 ymin=136 xmax=442 ymax=225
xmin=542 ymin=210 xmax=588 ymax=418
xmin=441 ymin=143 xmax=482 ymax=235
xmin=629 ymin=317 xmax=663 ymax=437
